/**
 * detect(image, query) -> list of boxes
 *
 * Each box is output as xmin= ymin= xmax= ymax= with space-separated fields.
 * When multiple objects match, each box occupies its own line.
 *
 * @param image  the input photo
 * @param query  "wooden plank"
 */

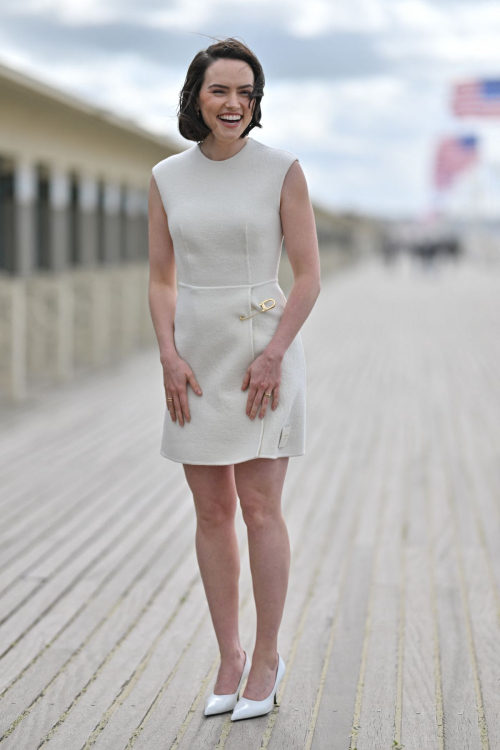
xmin=402 ymin=371 xmax=442 ymax=749
xmin=352 ymin=360 xmax=410 ymax=748
xmin=307 ymin=357 xmax=401 ymax=748
xmin=427 ymin=296 xmax=484 ymax=750
xmin=436 ymin=323 xmax=498 ymax=748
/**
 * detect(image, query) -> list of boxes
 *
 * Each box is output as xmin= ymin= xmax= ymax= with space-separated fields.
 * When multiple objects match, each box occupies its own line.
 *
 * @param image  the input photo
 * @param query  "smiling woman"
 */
xmin=148 ymin=36 xmax=320 ymax=723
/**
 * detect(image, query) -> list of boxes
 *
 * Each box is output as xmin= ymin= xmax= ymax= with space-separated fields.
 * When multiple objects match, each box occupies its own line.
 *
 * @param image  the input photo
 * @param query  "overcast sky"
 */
xmin=1 ymin=0 xmax=500 ymax=219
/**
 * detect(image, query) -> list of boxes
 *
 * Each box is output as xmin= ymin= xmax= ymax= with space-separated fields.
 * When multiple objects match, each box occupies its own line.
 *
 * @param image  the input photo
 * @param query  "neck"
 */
xmin=200 ymin=136 xmax=249 ymax=161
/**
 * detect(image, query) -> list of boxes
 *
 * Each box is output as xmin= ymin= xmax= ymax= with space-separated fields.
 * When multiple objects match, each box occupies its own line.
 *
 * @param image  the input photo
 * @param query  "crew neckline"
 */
xmin=196 ymin=137 xmax=253 ymax=163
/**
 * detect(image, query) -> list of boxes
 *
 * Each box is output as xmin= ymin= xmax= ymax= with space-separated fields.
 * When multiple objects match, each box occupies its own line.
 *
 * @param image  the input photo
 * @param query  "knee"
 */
xmin=239 ymin=491 xmax=277 ymax=531
xmin=193 ymin=492 xmax=236 ymax=528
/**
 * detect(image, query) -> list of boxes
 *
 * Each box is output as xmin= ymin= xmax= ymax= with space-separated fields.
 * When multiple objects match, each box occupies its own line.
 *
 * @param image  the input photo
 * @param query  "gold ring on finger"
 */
xmin=264 ymin=393 xmax=272 ymax=397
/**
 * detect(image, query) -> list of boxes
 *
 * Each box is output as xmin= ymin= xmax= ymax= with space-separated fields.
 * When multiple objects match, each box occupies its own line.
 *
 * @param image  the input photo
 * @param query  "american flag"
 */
xmin=452 ymin=79 xmax=500 ymax=117
xmin=433 ymin=135 xmax=479 ymax=190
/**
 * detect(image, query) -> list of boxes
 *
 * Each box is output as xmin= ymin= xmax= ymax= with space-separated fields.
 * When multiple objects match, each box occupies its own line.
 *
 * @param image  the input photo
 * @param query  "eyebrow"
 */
xmin=208 ymin=83 xmax=253 ymax=89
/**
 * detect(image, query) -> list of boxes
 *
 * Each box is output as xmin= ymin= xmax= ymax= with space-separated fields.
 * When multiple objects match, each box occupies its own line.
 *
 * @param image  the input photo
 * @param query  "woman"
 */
xmin=148 ymin=37 xmax=321 ymax=721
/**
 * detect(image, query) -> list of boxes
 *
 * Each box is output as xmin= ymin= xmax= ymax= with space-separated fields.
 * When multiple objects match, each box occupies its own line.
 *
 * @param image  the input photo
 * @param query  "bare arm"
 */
xmin=241 ymin=160 xmax=321 ymax=420
xmin=148 ymin=174 xmax=202 ymax=426
xmin=148 ymin=175 xmax=177 ymax=363
xmin=266 ymin=160 xmax=321 ymax=360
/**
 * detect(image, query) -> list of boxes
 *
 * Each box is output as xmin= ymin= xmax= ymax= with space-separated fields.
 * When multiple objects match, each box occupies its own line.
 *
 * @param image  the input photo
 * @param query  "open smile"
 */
xmin=217 ymin=115 xmax=243 ymax=128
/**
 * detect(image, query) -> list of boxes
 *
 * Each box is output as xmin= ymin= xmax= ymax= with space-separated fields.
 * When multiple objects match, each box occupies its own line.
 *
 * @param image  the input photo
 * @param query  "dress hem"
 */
xmin=160 ymin=450 xmax=305 ymax=466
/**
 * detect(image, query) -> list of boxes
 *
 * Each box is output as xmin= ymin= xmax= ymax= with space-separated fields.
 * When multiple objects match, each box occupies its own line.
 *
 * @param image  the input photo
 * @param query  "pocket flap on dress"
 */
xmin=278 ymin=425 xmax=291 ymax=448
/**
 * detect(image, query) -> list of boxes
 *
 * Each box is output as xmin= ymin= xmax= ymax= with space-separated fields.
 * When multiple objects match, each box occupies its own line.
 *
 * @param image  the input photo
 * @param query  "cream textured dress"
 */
xmin=152 ymin=136 xmax=306 ymax=465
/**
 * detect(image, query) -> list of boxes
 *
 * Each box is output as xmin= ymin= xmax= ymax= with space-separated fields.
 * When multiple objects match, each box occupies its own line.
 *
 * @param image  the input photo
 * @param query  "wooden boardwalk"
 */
xmin=1 ymin=255 xmax=499 ymax=750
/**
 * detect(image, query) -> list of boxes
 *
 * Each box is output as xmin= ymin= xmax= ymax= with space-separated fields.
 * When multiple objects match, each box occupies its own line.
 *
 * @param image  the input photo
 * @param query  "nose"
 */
xmin=226 ymin=91 xmax=240 ymax=108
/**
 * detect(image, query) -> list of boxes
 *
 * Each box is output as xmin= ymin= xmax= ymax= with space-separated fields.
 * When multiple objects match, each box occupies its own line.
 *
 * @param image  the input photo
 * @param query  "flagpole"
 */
xmin=469 ymin=157 xmax=483 ymax=263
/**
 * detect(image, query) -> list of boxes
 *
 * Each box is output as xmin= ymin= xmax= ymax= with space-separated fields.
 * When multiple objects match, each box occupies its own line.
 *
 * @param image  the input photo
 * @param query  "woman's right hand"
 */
xmin=161 ymin=354 xmax=203 ymax=426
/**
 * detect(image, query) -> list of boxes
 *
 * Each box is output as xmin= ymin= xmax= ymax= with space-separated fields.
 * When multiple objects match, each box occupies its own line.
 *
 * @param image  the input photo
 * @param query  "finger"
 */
xmin=167 ymin=393 xmax=175 ymax=421
xmin=179 ymin=390 xmax=191 ymax=422
xmin=249 ymin=384 xmax=266 ymax=420
xmin=187 ymin=372 xmax=203 ymax=396
xmin=241 ymin=369 xmax=250 ymax=391
xmin=173 ymin=392 xmax=184 ymax=426
xmin=166 ymin=391 xmax=176 ymax=421
xmin=259 ymin=391 xmax=272 ymax=419
xmin=272 ymin=384 xmax=280 ymax=410
xmin=246 ymin=384 xmax=259 ymax=417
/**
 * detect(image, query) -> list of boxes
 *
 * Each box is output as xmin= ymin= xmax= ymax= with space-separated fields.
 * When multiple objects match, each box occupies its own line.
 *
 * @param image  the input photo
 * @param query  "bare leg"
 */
xmin=234 ymin=456 xmax=290 ymax=699
xmin=183 ymin=463 xmax=246 ymax=694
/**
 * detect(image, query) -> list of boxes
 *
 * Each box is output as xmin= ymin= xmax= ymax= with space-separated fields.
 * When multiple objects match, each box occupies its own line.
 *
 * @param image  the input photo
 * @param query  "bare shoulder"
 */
xmin=149 ymin=173 xmax=170 ymax=234
xmin=282 ymin=158 xmax=306 ymax=186
xmin=149 ymin=173 xmax=166 ymax=213
xmin=281 ymin=159 xmax=309 ymax=209
xmin=150 ymin=172 xmax=161 ymax=193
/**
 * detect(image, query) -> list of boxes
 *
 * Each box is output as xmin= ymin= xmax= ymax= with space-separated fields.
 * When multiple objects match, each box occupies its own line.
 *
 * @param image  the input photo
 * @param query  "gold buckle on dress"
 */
xmin=239 ymin=298 xmax=276 ymax=320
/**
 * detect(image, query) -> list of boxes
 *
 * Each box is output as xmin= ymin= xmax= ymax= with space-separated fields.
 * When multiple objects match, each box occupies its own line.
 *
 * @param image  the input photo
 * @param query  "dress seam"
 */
xmin=177 ymin=278 xmax=278 ymax=290
xmin=248 ymin=288 xmax=265 ymax=455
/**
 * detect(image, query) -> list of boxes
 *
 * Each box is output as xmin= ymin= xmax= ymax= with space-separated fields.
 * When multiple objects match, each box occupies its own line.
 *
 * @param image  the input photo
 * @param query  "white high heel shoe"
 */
xmin=231 ymin=652 xmax=286 ymax=721
xmin=204 ymin=650 xmax=251 ymax=716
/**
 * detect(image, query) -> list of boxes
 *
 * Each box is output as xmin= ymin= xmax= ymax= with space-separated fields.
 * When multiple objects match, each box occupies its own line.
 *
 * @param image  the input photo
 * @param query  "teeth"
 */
xmin=219 ymin=115 xmax=242 ymax=121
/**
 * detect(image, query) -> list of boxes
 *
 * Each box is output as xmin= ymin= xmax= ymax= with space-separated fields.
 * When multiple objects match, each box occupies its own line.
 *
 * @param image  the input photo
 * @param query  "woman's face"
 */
xmin=197 ymin=58 xmax=256 ymax=141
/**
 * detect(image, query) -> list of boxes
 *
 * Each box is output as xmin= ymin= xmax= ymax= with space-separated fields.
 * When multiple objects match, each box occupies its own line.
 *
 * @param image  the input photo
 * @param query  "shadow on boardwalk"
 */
xmin=0 ymin=255 xmax=499 ymax=749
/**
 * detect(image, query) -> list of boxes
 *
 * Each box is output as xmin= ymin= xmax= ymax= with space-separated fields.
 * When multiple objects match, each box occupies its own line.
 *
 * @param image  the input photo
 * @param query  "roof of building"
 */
xmin=0 ymin=59 xmax=181 ymax=153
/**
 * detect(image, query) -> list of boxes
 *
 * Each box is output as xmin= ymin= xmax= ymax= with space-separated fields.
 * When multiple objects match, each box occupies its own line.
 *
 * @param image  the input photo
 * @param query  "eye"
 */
xmin=212 ymin=90 xmax=253 ymax=96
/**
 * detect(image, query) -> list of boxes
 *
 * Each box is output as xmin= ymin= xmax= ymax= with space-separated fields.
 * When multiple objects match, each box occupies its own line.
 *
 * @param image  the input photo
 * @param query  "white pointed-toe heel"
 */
xmin=231 ymin=652 xmax=285 ymax=721
xmin=204 ymin=650 xmax=251 ymax=716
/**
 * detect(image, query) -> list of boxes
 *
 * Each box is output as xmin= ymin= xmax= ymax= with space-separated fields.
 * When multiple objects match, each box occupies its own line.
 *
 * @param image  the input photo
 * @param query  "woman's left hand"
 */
xmin=241 ymin=350 xmax=282 ymax=419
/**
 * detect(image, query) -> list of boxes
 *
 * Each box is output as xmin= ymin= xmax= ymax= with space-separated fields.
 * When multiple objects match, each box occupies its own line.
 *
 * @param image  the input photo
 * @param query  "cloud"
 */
xmin=0 ymin=10 xmax=392 ymax=80
xmin=1 ymin=0 xmax=500 ymax=217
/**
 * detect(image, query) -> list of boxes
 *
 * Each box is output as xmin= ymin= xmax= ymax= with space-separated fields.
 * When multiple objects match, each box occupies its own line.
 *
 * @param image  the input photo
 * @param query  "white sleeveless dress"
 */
xmin=152 ymin=136 xmax=306 ymax=465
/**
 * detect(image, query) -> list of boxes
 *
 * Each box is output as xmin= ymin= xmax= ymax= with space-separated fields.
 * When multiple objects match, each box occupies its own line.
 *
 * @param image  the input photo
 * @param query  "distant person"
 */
xmin=148 ymin=37 xmax=320 ymax=721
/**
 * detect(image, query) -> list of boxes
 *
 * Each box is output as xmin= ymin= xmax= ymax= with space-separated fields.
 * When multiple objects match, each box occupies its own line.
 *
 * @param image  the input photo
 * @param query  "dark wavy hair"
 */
xmin=178 ymin=37 xmax=265 ymax=142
